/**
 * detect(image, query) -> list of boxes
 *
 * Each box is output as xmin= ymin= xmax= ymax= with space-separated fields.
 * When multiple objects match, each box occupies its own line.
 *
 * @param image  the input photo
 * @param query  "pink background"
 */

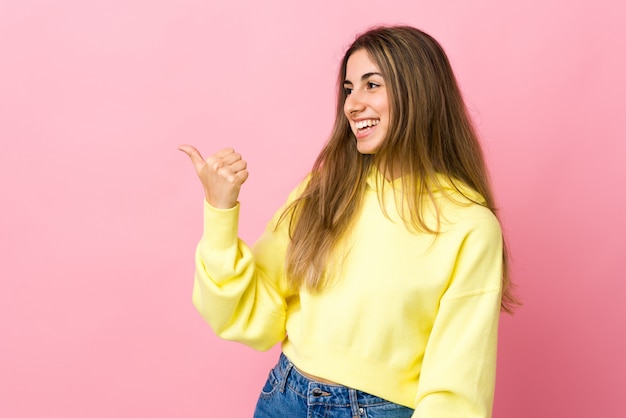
xmin=1 ymin=1 xmax=625 ymax=417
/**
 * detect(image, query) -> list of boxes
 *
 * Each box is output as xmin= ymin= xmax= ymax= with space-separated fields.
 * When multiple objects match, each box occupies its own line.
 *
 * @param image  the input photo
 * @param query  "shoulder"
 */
xmin=433 ymin=179 xmax=501 ymax=241
xmin=436 ymin=203 xmax=501 ymax=252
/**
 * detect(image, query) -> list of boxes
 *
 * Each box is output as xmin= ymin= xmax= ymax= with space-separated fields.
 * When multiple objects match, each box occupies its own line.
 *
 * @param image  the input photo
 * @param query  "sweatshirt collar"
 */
xmin=365 ymin=165 xmax=486 ymax=204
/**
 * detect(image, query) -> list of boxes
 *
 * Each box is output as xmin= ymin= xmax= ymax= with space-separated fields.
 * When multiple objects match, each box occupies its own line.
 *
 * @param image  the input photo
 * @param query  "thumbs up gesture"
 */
xmin=178 ymin=145 xmax=249 ymax=209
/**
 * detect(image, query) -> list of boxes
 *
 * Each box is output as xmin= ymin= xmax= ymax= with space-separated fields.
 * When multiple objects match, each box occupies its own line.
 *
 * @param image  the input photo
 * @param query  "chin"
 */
xmin=356 ymin=141 xmax=381 ymax=155
xmin=354 ymin=132 xmax=384 ymax=154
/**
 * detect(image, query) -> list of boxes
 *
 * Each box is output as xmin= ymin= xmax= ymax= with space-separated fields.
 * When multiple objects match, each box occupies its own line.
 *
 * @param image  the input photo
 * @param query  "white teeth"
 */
xmin=355 ymin=119 xmax=379 ymax=129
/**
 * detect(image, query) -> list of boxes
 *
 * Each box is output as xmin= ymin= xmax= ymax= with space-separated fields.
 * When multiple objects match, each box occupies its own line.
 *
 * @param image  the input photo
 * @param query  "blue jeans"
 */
xmin=253 ymin=353 xmax=414 ymax=418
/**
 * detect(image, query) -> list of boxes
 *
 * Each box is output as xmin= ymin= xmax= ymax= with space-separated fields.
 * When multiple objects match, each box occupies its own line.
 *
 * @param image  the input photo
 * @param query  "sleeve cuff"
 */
xmin=201 ymin=200 xmax=240 ymax=250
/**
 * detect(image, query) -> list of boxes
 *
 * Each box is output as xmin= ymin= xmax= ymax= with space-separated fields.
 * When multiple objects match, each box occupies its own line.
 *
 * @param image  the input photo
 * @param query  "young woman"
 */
xmin=180 ymin=25 xmax=516 ymax=418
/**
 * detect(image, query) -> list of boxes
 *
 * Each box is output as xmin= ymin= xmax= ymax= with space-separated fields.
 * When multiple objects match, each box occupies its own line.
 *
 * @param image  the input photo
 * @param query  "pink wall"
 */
xmin=2 ymin=1 xmax=625 ymax=417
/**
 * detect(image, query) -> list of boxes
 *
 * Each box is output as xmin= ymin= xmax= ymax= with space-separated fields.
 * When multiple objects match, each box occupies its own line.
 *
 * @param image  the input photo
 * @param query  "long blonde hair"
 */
xmin=282 ymin=26 xmax=518 ymax=313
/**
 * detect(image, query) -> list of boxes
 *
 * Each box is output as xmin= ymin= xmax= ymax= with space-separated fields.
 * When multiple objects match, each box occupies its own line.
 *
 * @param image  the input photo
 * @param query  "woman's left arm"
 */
xmin=412 ymin=213 xmax=504 ymax=418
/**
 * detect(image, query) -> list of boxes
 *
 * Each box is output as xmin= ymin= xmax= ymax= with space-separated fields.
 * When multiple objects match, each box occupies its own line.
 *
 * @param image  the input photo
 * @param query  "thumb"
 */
xmin=178 ymin=144 xmax=205 ymax=173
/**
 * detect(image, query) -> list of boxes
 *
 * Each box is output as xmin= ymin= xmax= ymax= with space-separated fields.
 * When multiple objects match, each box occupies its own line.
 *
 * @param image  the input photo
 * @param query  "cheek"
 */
xmin=379 ymin=92 xmax=390 ymax=117
xmin=381 ymin=103 xmax=391 ymax=126
xmin=379 ymin=98 xmax=390 ymax=116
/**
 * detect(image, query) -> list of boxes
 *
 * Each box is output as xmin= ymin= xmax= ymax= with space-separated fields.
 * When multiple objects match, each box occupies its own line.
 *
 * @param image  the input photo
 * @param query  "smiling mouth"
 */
xmin=355 ymin=119 xmax=380 ymax=131
xmin=354 ymin=119 xmax=379 ymax=138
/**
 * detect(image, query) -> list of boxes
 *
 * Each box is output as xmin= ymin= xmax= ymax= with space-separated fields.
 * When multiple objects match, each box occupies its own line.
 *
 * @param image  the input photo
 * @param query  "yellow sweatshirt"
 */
xmin=192 ymin=168 xmax=503 ymax=418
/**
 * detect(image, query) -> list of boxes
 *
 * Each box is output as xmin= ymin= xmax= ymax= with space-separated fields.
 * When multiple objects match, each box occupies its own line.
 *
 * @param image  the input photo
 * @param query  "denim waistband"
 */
xmin=274 ymin=352 xmax=392 ymax=408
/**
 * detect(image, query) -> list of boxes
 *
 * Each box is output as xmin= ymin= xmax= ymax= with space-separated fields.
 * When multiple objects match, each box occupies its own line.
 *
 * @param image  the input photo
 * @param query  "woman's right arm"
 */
xmin=179 ymin=145 xmax=297 ymax=351
xmin=192 ymin=199 xmax=293 ymax=351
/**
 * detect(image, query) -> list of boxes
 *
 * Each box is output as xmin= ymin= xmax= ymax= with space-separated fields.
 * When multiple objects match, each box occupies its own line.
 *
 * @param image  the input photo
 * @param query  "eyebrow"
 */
xmin=343 ymin=72 xmax=383 ymax=85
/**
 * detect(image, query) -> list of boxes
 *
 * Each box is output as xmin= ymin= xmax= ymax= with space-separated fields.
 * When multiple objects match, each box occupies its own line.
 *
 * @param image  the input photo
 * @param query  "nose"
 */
xmin=344 ymin=90 xmax=365 ymax=116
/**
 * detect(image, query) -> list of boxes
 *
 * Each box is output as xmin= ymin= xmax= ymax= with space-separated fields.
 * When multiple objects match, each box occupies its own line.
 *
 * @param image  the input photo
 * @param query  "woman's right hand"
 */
xmin=178 ymin=145 xmax=249 ymax=209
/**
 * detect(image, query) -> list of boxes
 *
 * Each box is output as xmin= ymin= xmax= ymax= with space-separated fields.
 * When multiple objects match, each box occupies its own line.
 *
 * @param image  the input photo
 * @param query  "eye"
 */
xmin=367 ymin=82 xmax=380 ymax=89
xmin=344 ymin=87 xmax=353 ymax=95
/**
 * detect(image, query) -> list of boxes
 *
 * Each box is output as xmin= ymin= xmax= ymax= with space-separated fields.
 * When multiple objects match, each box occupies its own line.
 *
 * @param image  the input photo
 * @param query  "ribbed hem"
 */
xmin=282 ymin=341 xmax=417 ymax=409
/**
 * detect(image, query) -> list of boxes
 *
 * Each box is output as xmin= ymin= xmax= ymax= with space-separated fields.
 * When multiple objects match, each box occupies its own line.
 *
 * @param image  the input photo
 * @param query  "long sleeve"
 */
xmin=192 ymin=185 xmax=302 ymax=351
xmin=412 ymin=213 xmax=503 ymax=418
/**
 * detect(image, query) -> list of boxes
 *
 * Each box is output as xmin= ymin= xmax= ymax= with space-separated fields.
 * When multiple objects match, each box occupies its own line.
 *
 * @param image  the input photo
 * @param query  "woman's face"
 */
xmin=343 ymin=49 xmax=390 ymax=154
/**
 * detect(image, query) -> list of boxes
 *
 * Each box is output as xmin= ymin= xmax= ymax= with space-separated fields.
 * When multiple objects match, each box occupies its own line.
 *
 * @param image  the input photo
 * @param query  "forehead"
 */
xmin=345 ymin=49 xmax=381 ymax=79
